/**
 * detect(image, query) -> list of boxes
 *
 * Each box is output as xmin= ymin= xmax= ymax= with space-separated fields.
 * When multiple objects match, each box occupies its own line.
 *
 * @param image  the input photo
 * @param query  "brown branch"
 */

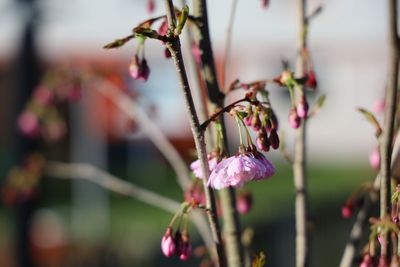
xmin=293 ymin=0 xmax=310 ymax=266
xmin=164 ymin=1 xmax=226 ymax=266
xmin=339 ymin=129 xmax=400 ymax=267
xmin=44 ymin=161 xmax=214 ymax=251
xmin=379 ymin=0 xmax=399 ymax=258
xmin=193 ymin=1 xmax=245 ymax=266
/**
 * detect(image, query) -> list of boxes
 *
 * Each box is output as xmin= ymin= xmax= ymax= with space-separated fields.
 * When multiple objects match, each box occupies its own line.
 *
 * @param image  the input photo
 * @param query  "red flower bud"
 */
xmin=306 ymin=70 xmax=317 ymax=89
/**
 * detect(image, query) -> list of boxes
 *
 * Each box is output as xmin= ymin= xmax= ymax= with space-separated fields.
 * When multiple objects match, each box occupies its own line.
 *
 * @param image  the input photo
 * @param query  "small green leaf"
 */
xmin=357 ymin=108 xmax=382 ymax=137
xmin=174 ymin=5 xmax=189 ymax=36
xmin=103 ymin=35 xmax=135 ymax=49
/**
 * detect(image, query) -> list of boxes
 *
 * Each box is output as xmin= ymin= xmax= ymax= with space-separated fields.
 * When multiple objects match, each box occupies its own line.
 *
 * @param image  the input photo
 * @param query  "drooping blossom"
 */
xmin=369 ymin=147 xmax=380 ymax=170
xmin=207 ymin=150 xmax=275 ymax=190
xmin=129 ymin=55 xmax=150 ymax=81
xmin=341 ymin=201 xmax=353 ymax=219
xmin=306 ymin=70 xmax=317 ymax=89
xmin=18 ymin=111 xmax=40 ymax=137
xmin=359 ymin=254 xmax=373 ymax=267
xmin=236 ymin=191 xmax=253 ymax=214
xmin=190 ymin=153 xmax=218 ymax=179
xmin=296 ymin=97 xmax=309 ymax=118
xmin=175 ymin=231 xmax=192 ymax=261
xmin=33 ymin=86 xmax=54 ymax=106
xmin=373 ymin=99 xmax=385 ymax=114
xmin=161 ymin=227 xmax=176 ymax=257
xmin=269 ymin=129 xmax=280 ymax=149
xmin=289 ymin=108 xmax=301 ymax=129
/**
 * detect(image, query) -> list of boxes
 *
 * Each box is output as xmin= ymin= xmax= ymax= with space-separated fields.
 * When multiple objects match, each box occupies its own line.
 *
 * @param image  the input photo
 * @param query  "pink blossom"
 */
xmin=161 ymin=227 xmax=176 ymax=257
xmin=236 ymin=192 xmax=253 ymax=214
xmin=34 ymin=86 xmax=53 ymax=105
xmin=129 ymin=56 xmax=150 ymax=81
xmin=18 ymin=111 xmax=40 ymax=137
xmin=208 ymin=152 xmax=275 ymax=190
xmin=341 ymin=204 xmax=353 ymax=219
xmin=296 ymin=98 xmax=309 ymax=118
xmin=369 ymin=147 xmax=380 ymax=170
xmin=289 ymin=108 xmax=301 ymax=129
xmin=373 ymin=99 xmax=385 ymax=114
xmin=190 ymin=153 xmax=218 ymax=179
xmin=360 ymin=254 xmax=373 ymax=267
xmin=175 ymin=231 xmax=192 ymax=261
xmin=191 ymin=43 xmax=202 ymax=64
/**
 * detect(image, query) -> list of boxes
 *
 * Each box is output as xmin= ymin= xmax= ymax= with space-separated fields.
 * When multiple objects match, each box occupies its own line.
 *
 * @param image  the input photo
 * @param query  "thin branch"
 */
xmin=193 ymin=1 xmax=245 ymax=266
xmin=164 ymin=1 xmax=226 ymax=266
xmin=44 ymin=161 xmax=214 ymax=251
xmin=90 ymin=77 xmax=192 ymax=191
xmin=293 ymin=0 xmax=310 ymax=266
xmin=379 ymin=0 xmax=399 ymax=258
xmin=339 ymin=129 xmax=400 ymax=267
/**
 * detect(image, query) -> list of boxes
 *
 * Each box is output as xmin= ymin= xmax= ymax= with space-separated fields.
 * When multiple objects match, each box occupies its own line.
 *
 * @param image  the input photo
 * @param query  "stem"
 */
xmin=340 ymin=128 xmax=400 ymax=267
xmin=164 ymin=1 xmax=226 ymax=266
xmin=44 ymin=161 xmax=214 ymax=252
xmin=92 ymin=77 xmax=192 ymax=190
xmin=293 ymin=0 xmax=310 ymax=266
xmin=379 ymin=0 xmax=399 ymax=258
xmin=193 ymin=1 xmax=245 ymax=266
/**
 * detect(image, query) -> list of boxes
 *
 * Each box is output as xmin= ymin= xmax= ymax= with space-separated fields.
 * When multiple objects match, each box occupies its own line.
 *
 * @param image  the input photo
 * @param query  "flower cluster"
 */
xmin=207 ymin=146 xmax=275 ymax=190
xmin=161 ymin=227 xmax=192 ymax=261
xmin=1 ymin=153 xmax=44 ymax=206
xmin=17 ymin=70 xmax=82 ymax=142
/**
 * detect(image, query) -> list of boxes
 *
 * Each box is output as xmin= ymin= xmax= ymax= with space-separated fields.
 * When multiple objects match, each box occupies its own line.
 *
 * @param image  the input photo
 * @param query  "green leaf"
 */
xmin=357 ymin=108 xmax=382 ymax=137
xmin=174 ymin=5 xmax=189 ymax=36
xmin=103 ymin=35 xmax=135 ymax=49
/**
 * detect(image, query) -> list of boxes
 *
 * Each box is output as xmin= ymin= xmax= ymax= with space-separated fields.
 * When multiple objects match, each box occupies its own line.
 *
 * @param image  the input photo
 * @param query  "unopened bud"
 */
xmin=236 ymin=191 xmax=253 ymax=214
xmin=256 ymin=133 xmax=270 ymax=152
xmin=297 ymin=97 xmax=309 ymax=118
xmin=251 ymin=115 xmax=262 ymax=131
xmin=161 ymin=227 xmax=176 ymax=257
xmin=269 ymin=128 xmax=280 ymax=150
xmin=289 ymin=108 xmax=301 ymax=129
xmin=369 ymin=147 xmax=380 ymax=170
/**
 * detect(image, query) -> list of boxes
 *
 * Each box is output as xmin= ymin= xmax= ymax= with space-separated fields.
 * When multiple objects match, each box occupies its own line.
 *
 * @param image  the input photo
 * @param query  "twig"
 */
xmin=379 ymin=0 xmax=399 ymax=258
xmin=90 ymin=77 xmax=192 ymax=191
xmin=164 ymin=1 xmax=226 ymax=266
xmin=193 ymin=1 xmax=245 ymax=266
xmin=339 ymin=129 xmax=400 ymax=267
xmin=44 ymin=161 xmax=214 ymax=251
xmin=293 ymin=0 xmax=310 ymax=266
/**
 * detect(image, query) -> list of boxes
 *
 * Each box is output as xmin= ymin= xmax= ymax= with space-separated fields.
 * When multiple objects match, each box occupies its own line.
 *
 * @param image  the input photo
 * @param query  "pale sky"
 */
xmin=0 ymin=0 xmax=391 ymax=163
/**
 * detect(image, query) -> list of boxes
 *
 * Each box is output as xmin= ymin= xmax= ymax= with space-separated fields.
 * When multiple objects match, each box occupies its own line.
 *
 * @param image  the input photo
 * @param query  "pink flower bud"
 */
xmin=129 ymin=56 xmax=150 ymax=81
xmin=244 ymin=115 xmax=252 ymax=126
xmin=341 ymin=202 xmax=353 ymax=219
xmin=373 ymin=99 xmax=385 ymax=114
xmin=147 ymin=0 xmax=155 ymax=14
xmin=269 ymin=128 xmax=280 ymax=150
xmin=296 ymin=97 xmax=309 ymax=118
xmin=34 ymin=86 xmax=53 ymax=106
xmin=360 ymin=254 xmax=373 ymax=267
xmin=18 ymin=111 xmax=40 ymax=137
xmin=175 ymin=231 xmax=192 ymax=261
xmin=369 ymin=147 xmax=380 ymax=170
xmin=260 ymin=0 xmax=269 ymax=9
xmin=289 ymin=109 xmax=301 ymax=129
xmin=306 ymin=70 xmax=317 ymax=89
xmin=251 ymin=115 xmax=262 ymax=131
xmin=158 ymin=19 xmax=168 ymax=36
xmin=236 ymin=192 xmax=253 ymax=214
xmin=191 ymin=43 xmax=202 ymax=64
xmin=256 ymin=134 xmax=270 ymax=152
xmin=164 ymin=48 xmax=171 ymax=58
xmin=271 ymin=113 xmax=279 ymax=131
xmin=161 ymin=227 xmax=176 ymax=257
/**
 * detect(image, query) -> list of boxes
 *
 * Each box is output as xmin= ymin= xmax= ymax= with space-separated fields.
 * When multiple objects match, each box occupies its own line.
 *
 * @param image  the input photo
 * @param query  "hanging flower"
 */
xmin=161 ymin=227 xmax=176 ymax=257
xmin=190 ymin=153 xmax=219 ymax=179
xmin=208 ymin=149 xmax=275 ymax=190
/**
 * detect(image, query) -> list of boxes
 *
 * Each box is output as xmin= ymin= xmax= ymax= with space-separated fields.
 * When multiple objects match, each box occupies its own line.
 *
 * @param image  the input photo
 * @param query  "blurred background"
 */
xmin=0 ymin=0 xmax=389 ymax=266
